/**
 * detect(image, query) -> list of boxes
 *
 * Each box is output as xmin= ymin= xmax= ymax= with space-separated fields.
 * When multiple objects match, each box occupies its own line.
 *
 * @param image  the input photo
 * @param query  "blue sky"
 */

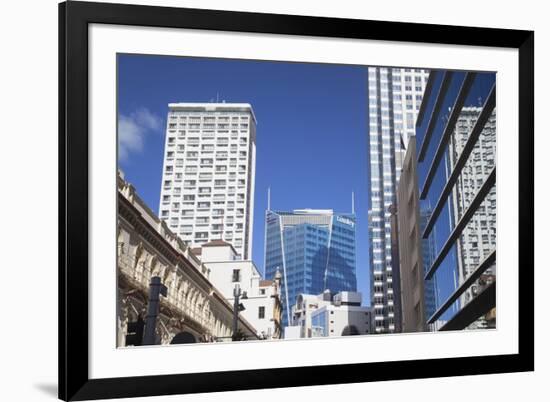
xmin=118 ymin=54 xmax=371 ymax=304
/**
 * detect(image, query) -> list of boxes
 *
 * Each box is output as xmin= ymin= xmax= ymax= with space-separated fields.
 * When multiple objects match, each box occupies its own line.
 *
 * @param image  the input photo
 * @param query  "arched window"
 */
xmin=341 ymin=325 xmax=360 ymax=336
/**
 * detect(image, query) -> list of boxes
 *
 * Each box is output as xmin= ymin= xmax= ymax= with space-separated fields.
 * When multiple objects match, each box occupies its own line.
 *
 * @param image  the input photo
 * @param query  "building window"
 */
xmin=232 ymin=269 xmax=240 ymax=282
xmin=260 ymin=289 xmax=266 ymax=295
xmin=258 ymin=306 xmax=265 ymax=319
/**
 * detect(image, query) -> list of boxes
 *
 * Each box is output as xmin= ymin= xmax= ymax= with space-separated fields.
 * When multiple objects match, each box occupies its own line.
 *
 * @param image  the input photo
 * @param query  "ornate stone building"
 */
xmin=117 ymin=174 xmax=258 ymax=347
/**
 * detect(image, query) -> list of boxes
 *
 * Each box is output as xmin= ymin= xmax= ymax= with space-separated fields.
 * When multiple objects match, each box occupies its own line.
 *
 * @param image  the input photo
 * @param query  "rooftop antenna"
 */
xmin=267 ymin=187 xmax=271 ymax=211
xmin=216 ymin=92 xmax=220 ymax=103
xmin=351 ymin=191 xmax=355 ymax=215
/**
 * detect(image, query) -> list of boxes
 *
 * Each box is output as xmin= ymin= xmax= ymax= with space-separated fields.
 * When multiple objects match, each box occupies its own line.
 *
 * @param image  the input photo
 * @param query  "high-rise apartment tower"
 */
xmin=158 ymin=103 xmax=257 ymax=260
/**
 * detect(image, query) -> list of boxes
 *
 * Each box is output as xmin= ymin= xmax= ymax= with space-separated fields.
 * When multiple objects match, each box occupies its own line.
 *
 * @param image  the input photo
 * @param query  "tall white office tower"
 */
xmin=158 ymin=103 xmax=257 ymax=260
xmin=367 ymin=67 xmax=429 ymax=333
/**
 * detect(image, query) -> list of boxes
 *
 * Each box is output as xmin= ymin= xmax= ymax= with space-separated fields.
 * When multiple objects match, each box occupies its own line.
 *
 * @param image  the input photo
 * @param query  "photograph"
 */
xmin=115 ymin=54 xmax=496 ymax=346
xmin=2 ymin=0 xmax=542 ymax=400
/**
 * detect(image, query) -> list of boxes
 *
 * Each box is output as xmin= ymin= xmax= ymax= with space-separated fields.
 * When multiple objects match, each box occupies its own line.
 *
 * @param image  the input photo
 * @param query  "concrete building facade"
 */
xmin=290 ymin=291 xmax=373 ymax=338
xmin=290 ymin=291 xmax=333 ymax=338
xmin=199 ymin=240 xmax=283 ymax=339
xmin=396 ymin=136 xmax=427 ymax=332
xmin=158 ymin=103 xmax=257 ymax=260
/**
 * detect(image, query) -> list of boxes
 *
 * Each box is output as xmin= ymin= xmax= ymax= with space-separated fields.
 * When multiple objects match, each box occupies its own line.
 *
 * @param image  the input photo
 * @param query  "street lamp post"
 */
xmin=231 ymin=283 xmax=247 ymax=341
xmin=142 ymin=276 xmax=168 ymax=345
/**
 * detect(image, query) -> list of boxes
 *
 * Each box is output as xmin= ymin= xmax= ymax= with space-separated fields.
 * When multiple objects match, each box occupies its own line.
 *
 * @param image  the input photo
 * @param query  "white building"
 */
xmin=290 ymin=291 xmax=373 ymax=338
xmin=198 ymin=240 xmax=283 ymax=339
xmin=367 ymin=67 xmax=429 ymax=333
xmin=449 ymin=106 xmax=497 ymax=328
xmin=290 ymin=291 xmax=333 ymax=338
xmin=282 ymin=326 xmax=301 ymax=340
xmin=159 ymin=103 xmax=257 ymax=260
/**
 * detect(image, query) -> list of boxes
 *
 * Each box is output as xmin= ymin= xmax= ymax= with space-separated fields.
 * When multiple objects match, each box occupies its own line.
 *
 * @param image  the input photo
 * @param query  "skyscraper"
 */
xmin=416 ymin=70 xmax=496 ymax=330
xmin=264 ymin=209 xmax=357 ymax=327
xmin=158 ymin=103 xmax=257 ymax=260
xmin=367 ymin=67 xmax=429 ymax=333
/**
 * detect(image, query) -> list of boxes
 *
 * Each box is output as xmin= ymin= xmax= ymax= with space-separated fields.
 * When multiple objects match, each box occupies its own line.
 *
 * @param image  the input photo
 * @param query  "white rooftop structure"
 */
xmin=168 ymin=103 xmax=258 ymax=124
xmin=291 ymin=209 xmax=334 ymax=215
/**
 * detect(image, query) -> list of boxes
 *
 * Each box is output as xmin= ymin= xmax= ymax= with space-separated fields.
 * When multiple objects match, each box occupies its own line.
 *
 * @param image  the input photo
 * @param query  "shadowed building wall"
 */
xmin=397 ymin=136 xmax=427 ymax=332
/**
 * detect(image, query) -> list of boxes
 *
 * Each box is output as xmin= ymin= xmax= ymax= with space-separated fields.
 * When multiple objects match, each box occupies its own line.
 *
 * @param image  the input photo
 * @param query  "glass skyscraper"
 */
xmin=367 ymin=67 xmax=429 ymax=333
xmin=264 ymin=209 xmax=357 ymax=327
xmin=416 ymin=70 xmax=496 ymax=330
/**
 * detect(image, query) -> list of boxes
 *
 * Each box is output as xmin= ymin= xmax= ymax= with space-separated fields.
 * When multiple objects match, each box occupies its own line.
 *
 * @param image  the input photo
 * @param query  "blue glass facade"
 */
xmin=420 ymin=208 xmax=438 ymax=322
xmin=415 ymin=70 xmax=496 ymax=329
xmin=311 ymin=310 xmax=328 ymax=337
xmin=264 ymin=210 xmax=357 ymax=327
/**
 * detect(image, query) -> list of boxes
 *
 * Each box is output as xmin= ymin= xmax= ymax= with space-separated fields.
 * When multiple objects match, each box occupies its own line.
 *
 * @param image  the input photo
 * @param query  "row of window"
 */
xmin=164 ymin=178 xmax=246 ymax=187
xmin=167 ymin=137 xmax=249 ymax=146
xmin=169 ymin=114 xmax=250 ymax=120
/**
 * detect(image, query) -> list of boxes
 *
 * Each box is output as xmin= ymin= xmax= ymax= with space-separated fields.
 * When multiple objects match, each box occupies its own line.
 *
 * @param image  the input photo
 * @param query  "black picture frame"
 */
xmin=59 ymin=1 xmax=534 ymax=400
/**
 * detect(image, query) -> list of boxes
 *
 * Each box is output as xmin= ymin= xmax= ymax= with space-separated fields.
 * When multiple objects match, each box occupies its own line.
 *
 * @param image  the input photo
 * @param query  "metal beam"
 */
xmin=439 ymin=281 xmax=496 ymax=331
xmin=428 ymin=248 xmax=496 ymax=324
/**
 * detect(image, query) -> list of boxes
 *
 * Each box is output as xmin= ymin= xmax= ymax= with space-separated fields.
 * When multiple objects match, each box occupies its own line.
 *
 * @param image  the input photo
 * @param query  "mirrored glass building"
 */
xmin=415 ymin=70 xmax=497 ymax=330
xmin=264 ymin=209 xmax=357 ymax=327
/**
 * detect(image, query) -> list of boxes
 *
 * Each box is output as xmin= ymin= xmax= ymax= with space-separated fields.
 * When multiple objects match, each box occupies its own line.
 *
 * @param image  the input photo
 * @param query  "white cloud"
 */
xmin=118 ymin=108 xmax=162 ymax=162
xmin=133 ymin=107 xmax=162 ymax=131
